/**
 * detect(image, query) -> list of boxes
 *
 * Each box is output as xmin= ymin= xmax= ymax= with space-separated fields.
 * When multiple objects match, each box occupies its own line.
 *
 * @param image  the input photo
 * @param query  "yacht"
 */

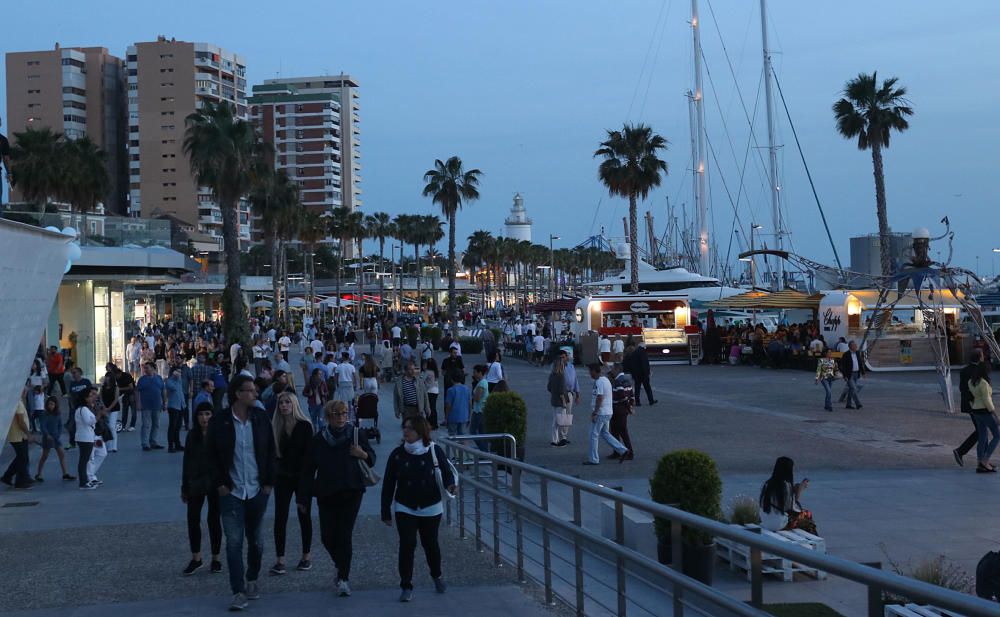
xmin=584 ymin=258 xmax=745 ymax=303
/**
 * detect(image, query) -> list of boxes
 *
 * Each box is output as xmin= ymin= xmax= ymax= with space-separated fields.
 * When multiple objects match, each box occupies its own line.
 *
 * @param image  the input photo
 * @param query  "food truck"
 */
xmin=572 ymin=294 xmax=693 ymax=364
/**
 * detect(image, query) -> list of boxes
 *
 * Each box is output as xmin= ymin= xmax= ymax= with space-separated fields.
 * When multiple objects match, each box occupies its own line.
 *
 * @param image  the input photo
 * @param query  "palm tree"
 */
xmin=353 ymin=214 xmax=371 ymax=322
xmin=366 ymin=212 xmax=395 ymax=310
xmin=250 ymin=169 xmax=299 ymax=327
xmin=423 ymin=215 xmax=445 ymax=310
xmin=422 ymin=156 xmax=483 ymax=317
xmin=465 ymin=230 xmax=493 ymax=308
xmin=184 ymin=101 xmax=265 ymax=345
xmin=833 ymin=72 xmax=913 ymax=276
xmin=9 ymin=127 xmax=64 ymax=213
xmin=393 ymin=214 xmax=423 ymax=310
xmin=297 ymin=210 xmax=327 ymax=318
xmin=595 ymin=123 xmax=668 ymax=293
xmin=328 ymin=206 xmax=363 ymax=315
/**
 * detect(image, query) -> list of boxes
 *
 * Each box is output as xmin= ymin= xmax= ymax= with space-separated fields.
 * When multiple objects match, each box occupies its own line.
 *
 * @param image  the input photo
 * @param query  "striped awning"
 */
xmin=704 ymin=289 xmax=823 ymax=310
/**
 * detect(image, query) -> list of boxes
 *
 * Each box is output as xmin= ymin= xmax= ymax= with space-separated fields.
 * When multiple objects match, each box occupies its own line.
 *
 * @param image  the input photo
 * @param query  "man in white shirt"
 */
xmin=449 ymin=338 xmax=462 ymax=356
xmin=598 ymin=335 xmax=612 ymax=365
xmin=334 ymin=352 xmax=357 ymax=403
xmin=391 ymin=324 xmax=403 ymax=347
xmin=266 ymin=328 xmax=277 ymax=344
xmin=532 ymin=333 xmax=545 ymax=366
xmin=584 ymin=363 xmax=628 ymax=465
xmin=277 ymin=333 xmax=292 ymax=360
xmin=310 ymin=337 xmax=324 ymax=357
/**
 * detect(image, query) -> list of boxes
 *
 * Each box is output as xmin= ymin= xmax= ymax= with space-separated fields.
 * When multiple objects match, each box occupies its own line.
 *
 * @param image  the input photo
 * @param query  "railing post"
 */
xmin=457 ymin=445 xmax=466 ymax=539
xmin=750 ymin=527 xmax=763 ymax=607
xmin=492 ymin=457 xmax=501 ymax=567
xmin=573 ymin=486 xmax=585 ymax=617
xmin=864 ymin=561 xmax=883 ymax=617
xmin=671 ymin=520 xmax=684 ymax=616
xmin=615 ymin=495 xmax=627 ymax=617
xmin=513 ymin=466 xmax=526 ymax=583
xmin=540 ymin=477 xmax=554 ymax=605
xmin=474 ymin=450 xmax=483 ymax=552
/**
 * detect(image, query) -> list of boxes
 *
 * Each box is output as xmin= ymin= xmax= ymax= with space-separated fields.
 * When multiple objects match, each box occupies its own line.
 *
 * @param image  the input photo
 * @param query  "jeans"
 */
xmin=821 ymin=378 xmax=834 ymax=410
xmin=972 ymin=412 xmax=1000 ymax=463
xmin=120 ymin=395 xmax=135 ymax=428
xmin=1 ymin=441 xmax=31 ymax=486
xmin=446 ymin=421 xmax=467 ymax=437
xmin=167 ymin=408 xmax=183 ymax=449
xmin=76 ymin=441 xmax=94 ymax=487
xmin=469 ymin=412 xmax=487 ymax=451
xmin=846 ymin=373 xmax=862 ymax=407
xmin=220 ymin=490 xmax=270 ymax=594
xmin=395 ymin=512 xmax=442 ymax=589
xmin=308 ymin=403 xmax=325 ymax=431
xmin=273 ymin=477 xmax=312 ymax=559
xmin=588 ymin=415 xmax=626 ymax=464
xmin=140 ymin=408 xmax=161 ymax=448
xmin=187 ymin=492 xmax=222 ymax=555
xmin=317 ymin=491 xmax=363 ymax=580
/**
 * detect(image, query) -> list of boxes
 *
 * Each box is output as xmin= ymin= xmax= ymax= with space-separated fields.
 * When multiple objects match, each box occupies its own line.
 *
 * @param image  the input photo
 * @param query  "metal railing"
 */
xmin=438 ymin=438 xmax=1000 ymax=617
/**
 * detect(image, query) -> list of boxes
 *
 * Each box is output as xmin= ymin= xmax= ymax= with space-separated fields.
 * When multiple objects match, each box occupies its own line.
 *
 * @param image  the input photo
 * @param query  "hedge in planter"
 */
xmin=458 ymin=336 xmax=483 ymax=354
xmin=405 ymin=326 xmax=420 ymax=347
xmin=649 ymin=449 xmax=722 ymax=546
xmin=482 ymin=391 xmax=527 ymax=451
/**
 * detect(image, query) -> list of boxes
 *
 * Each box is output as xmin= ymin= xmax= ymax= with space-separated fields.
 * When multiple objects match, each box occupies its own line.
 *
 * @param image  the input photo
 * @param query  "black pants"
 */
xmin=167 ymin=408 xmax=183 ymax=449
xmin=427 ymin=393 xmax=439 ymax=428
xmin=76 ymin=441 xmax=94 ymax=487
xmin=274 ymin=477 xmax=313 ymax=558
xmin=47 ymin=373 xmax=66 ymax=397
xmin=2 ymin=441 xmax=31 ymax=486
xmin=610 ymin=409 xmax=633 ymax=452
xmin=958 ymin=413 xmax=980 ymax=457
xmin=120 ymin=395 xmax=135 ymax=428
xmin=395 ymin=512 xmax=442 ymax=589
xmin=633 ymin=376 xmax=655 ymax=405
xmin=318 ymin=491 xmax=363 ymax=580
xmin=187 ymin=492 xmax=222 ymax=555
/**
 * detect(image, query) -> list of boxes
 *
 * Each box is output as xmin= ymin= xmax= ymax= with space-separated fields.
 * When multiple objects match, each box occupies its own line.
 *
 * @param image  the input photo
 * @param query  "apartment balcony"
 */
xmin=194 ymin=56 xmax=220 ymax=69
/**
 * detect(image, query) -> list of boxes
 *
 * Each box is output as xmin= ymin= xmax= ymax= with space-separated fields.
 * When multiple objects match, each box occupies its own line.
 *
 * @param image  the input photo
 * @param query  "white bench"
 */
xmin=884 ymin=604 xmax=964 ymax=617
xmin=716 ymin=523 xmax=827 ymax=582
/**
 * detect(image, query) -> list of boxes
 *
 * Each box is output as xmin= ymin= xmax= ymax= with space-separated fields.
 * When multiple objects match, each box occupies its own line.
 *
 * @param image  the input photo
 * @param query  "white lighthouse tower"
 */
xmin=503 ymin=193 xmax=532 ymax=242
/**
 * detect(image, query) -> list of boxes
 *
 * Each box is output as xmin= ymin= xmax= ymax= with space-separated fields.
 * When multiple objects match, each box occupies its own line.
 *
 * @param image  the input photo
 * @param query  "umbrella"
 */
xmin=320 ymin=297 xmax=354 ymax=307
xmin=250 ymin=300 xmax=272 ymax=308
xmin=288 ymin=297 xmax=307 ymax=308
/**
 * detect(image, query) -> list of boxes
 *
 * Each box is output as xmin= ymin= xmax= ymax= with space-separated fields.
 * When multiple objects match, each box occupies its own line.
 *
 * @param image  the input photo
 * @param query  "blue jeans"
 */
xmin=447 ymin=421 xmax=467 ymax=437
xmin=470 ymin=412 xmax=488 ymax=451
xmin=846 ymin=373 xmax=862 ymax=407
xmin=821 ymin=379 xmax=834 ymax=410
xmin=140 ymin=408 xmax=161 ymax=448
xmin=972 ymin=413 xmax=1000 ymax=463
xmin=308 ymin=403 xmax=324 ymax=431
xmin=220 ymin=490 xmax=270 ymax=594
xmin=588 ymin=415 xmax=626 ymax=464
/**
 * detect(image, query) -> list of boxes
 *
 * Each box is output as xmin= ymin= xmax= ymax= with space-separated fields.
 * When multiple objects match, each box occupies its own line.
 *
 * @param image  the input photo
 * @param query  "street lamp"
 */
xmin=993 ymin=248 xmax=1000 ymax=279
xmin=549 ymin=234 xmax=560 ymax=300
xmin=739 ymin=224 xmax=763 ymax=289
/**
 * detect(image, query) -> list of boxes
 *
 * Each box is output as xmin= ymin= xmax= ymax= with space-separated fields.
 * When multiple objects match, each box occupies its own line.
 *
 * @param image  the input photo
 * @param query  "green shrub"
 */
xmin=421 ymin=326 xmax=443 ymax=349
xmin=880 ymin=543 xmax=973 ymax=604
xmin=649 ymin=450 xmax=722 ymax=546
xmin=726 ymin=494 xmax=761 ymax=526
xmin=405 ymin=326 xmax=419 ymax=346
xmin=490 ymin=328 xmax=502 ymax=344
xmin=458 ymin=336 xmax=483 ymax=354
xmin=483 ymin=391 xmax=527 ymax=446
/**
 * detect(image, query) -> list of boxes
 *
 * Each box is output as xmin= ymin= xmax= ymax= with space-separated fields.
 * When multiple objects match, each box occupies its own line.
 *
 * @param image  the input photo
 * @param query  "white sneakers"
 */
xmin=337 ymin=579 xmax=352 ymax=597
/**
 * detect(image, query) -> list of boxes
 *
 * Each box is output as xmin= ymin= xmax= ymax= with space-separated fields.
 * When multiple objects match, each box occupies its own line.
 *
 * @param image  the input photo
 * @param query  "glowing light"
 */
xmin=674 ymin=305 xmax=689 ymax=326
xmin=847 ymin=299 xmax=862 ymax=316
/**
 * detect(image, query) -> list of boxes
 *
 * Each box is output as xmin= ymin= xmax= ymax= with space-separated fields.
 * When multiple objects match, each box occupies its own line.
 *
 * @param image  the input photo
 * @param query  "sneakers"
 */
xmin=229 ymin=593 xmax=249 ymax=611
xmin=953 ymin=449 xmax=965 ymax=467
xmin=34 ymin=475 xmax=44 ymax=483
xmin=559 ymin=439 xmax=570 ymax=446
xmin=582 ymin=461 xmax=599 ymax=466
xmin=211 ymin=560 xmax=223 ymax=573
xmin=550 ymin=442 xmax=560 ymax=447
xmin=269 ymin=562 xmax=287 ymax=576
xmin=62 ymin=473 xmax=76 ymax=481
xmin=433 ymin=577 xmax=447 ymax=593
xmin=150 ymin=444 xmax=165 ymax=450
xmin=183 ymin=559 xmax=203 ymax=576
xmin=79 ymin=482 xmax=97 ymax=490
xmin=399 ymin=588 xmax=413 ymax=602
xmin=296 ymin=559 xmax=312 ymax=571
xmin=246 ymin=581 xmax=259 ymax=600
xmin=337 ymin=579 xmax=352 ymax=597
xmin=142 ymin=446 xmax=151 ymax=452
xmin=127 ymin=426 xmax=136 ymax=432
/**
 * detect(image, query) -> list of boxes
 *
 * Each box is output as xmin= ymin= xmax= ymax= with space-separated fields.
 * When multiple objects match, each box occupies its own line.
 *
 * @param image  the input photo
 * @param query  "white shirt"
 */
xmin=836 ymin=341 xmax=849 ymax=353
xmin=533 ymin=335 xmax=545 ymax=352
xmin=337 ymin=362 xmax=356 ymax=384
xmin=486 ymin=361 xmax=504 ymax=384
xmin=851 ymin=352 xmax=859 ymax=373
xmin=310 ymin=339 xmax=324 ymax=355
xmin=809 ymin=339 xmax=824 ymax=353
xmin=126 ymin=342 xmax=137 ymax=362
xmin=420 ymin=342 xmax=433 ymax=360
xmin=267 ymin=328 xmax=277 ymax=342
xmin=391 ymin=326 xmax=402 ymax=339
xmin=278 ymin=336 xmax=291 ymax=351
xmin=74 ymin=406 xmax=97 ymax=442
xmin=514 ymin=323 xmax=523 ymax=336
xmin=252 ymin=344 xmax=269 ymax=359
xmin=599 ymin=338 xmax=612 ymax=353
xmin=591 ymin=376 xmax=613 ymax=416
xmin=229 ymin=342 xmax=242 ymax=365
xmin=612 ymin=339 xmax=625 ymax=354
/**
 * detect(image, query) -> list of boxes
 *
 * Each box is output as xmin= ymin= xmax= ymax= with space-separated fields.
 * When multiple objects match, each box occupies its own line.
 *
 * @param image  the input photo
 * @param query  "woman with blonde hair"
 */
xmin=269 ymin=391 xmax=315 ymax=575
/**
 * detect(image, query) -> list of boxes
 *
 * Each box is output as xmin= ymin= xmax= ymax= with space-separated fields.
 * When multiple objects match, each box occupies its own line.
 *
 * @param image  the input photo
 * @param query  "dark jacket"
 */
xmin=839 ymin=350 xmax=866 ymax=379
xmin=381 ymin=443 xmax=455 ymax=521
xmin=960 ymin=362 xmax=980 ymax=413
xmin=298 ymin=425 xmax=376 ymax=503
xmin=206 ymin=407 xmax=277 ymax=492
xmin=276 ymin=420 xmax=314 ymax=482
xmin=547 ymin=371 xmax=566 ymax=408
xmin=631 ymin=347 xmax=651 ymax=379
xmin=181 ymin=428 xmax=214 ymax=497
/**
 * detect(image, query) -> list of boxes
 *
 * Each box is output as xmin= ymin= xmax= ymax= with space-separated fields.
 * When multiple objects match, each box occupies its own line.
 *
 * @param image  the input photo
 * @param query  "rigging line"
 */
xmin=638 ymin=0 xmax=675 ymax=118
xmin=704 ymin=131 xmax=748 ymax=249
xmin=626 ymin=0 xmax=669 ymax=121
xmin=771 ymin=70 xmax=845 ymax=274
xmin=588 ymin=197 xmax=605 ymax=237
xmin=732 ymin=69 xmax=765 ymax=224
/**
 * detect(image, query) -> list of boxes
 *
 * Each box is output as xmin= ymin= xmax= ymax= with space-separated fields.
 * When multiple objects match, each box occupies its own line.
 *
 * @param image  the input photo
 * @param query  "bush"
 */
xmin=489 ymin=328 xmax=503 ymax=344
xmin=880 ymin=543 xmax=973 ymax=603
xmin=649 ymin=450 xmax=722 ymax=546
xmin=458 ymin=336 xmax=483 ymax=354
xmin=405 ymin=326 xmax=420 ymax=346
xmin=483 ymin=391 xmax=527 ymax=446
xmin=421 ymin=326 xmax=443 ymax=349
xmin=726 ymin=495 xmax=761 ymax=526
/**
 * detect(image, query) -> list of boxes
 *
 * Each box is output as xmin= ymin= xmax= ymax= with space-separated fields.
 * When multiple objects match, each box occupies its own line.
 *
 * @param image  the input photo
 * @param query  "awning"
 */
xmin=703 ymin=289 xmax=822 ymax=310
xmin=532 ymin=298 xmax=580 ymax=313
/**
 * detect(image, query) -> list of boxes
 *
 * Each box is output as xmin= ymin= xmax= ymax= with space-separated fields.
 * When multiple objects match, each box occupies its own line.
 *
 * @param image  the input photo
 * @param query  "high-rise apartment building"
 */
xmin=126 ymin=37 xmax=249 ymax=244
xmin=259 ymin=75 xmax=362 ymax=213
xmin=6 ymin=44 xmax=127 ymax=213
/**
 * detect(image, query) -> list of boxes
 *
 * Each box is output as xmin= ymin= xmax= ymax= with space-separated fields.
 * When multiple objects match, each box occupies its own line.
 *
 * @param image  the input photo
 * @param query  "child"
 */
xmin=31 ymin=386 xmax=46 ymax=433
xmin=35 ymin=396 xmax=75 ymax=482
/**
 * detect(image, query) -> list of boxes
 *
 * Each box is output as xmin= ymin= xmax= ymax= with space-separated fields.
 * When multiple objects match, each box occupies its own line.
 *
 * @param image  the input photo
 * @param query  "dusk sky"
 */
xmin=4 ymin=1 xmax=999 ymax=277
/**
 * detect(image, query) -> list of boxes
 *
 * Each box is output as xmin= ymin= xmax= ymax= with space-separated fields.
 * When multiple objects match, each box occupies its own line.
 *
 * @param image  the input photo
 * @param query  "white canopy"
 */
xmin=250 ymin=300 xmax=272 ymax=308
xmin=320 ymin=297 xmax=354 ymax=307
xmin=287 ymin=297 xmax=308 ymax=308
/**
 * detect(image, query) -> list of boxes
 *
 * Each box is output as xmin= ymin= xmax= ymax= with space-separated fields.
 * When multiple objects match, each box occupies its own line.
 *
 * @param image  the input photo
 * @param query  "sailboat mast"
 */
xmin=691 ymin=0 xmax=710 ymax=275
xmin=760 ymin=0 xmax=783 ymax=288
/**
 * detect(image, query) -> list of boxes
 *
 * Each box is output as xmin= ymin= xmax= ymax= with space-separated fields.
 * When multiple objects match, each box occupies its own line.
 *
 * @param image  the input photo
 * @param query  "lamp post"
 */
xmin=993 ymin=248 xmax=1000 ymax=280
xmin=549 ymin=234 xmax=560 ymax=300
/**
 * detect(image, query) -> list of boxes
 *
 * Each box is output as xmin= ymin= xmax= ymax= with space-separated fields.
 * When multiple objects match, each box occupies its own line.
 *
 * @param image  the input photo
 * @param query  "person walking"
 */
xmin=470 ymin=365 xmax=489 ymax=450
xmin=297 ymin=400 xmax=376 ymax=597
xmin=954 ymin=350 xmax=986 ymax=467
xmin=66 ymin=367 xmax=93 ymax=450
xmin=34 ymin=396 xmax=74 ymax=482
xmin=547 ymin=357 xmax=571 ymax=447
xmin=444 ymin=369 xmax=471 ymax=437
xmin=303 ymin=368 xmax=329 ymax=431
xmin=166 ymin=368 xmax=187 ymax=453
xmin=630 ymin=342 xmax=656 ymax=406
xmin=394 ymin=361 xmax=429 ymax=424
xmin=814 ymin=349 xmax=841 ymax=412
xmin=838 ymin=341 xmax=866 ymax=409
xmin=583 ymin=364 xmax=628 ymax=466
xmin=181 ymin=402 xmax=222 ymax=576
xmin=608 ymin=364 xmax=634 ymax=462
xmin=485 ymin=351 xmax=505 ymax=393
xmin=1 ymin=386 xmax=33 ymax=489
xmin=381 ymin=416 xmax=455 ymax=602
xmin=74 ymin=387 xmax=99 ymax=490
xmin=207 ymin=374 xmax=277 ymax=611
xmin=269 ymin=392 xmax=314 ymax=576
xmin=421 ymin=358 xmax=440 ymax=429
xmin=334 ymin=352 xmax=357 ymax=407
xmin=116 ymin=363 xmax=137 ymax=433
xmin=136 ymin=362 xmax=166 ymax=451
xmin=969 ymin=362 xmax=999 ymax=474
xmin=360 ymin=355 xmax=381 ymax=395
xmin=45 ymin=346 xmax=66 ymax=398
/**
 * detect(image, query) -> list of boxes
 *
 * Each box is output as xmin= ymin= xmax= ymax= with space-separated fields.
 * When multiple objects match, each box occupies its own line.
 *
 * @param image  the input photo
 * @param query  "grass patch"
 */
xmin=761 ymin=603 xmax=845 ymax=617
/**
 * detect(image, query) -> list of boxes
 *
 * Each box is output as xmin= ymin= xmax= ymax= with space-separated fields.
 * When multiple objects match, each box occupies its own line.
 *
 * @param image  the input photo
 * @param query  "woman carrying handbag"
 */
xmin=547 ymin=357 xmax=572 ymax=447
xmin=297 ymin=400 xmax=376 ymax=597
xmin=381 ymin=416 xmax=456 ymax=602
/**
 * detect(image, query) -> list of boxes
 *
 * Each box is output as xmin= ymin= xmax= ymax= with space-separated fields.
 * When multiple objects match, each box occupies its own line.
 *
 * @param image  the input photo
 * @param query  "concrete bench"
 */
xmin=599 ymin=500 xmax=658 ymax=561
xmin=884 ymin=604 xmax=964 ymax=617
xmin=715 ymin=523 xmax=827 ymax=582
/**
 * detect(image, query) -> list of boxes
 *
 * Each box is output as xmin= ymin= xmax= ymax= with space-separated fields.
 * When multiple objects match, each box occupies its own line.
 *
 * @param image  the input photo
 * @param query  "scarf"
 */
xmin=403 ymin=440 xmax=430 ymax=456
xmin=321 ymin=424 xmax=351 ymax=449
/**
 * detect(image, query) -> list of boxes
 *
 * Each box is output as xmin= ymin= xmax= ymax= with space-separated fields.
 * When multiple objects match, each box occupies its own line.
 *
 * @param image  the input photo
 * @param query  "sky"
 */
xmin=4 ymin=0 xmax=1000 ymax=277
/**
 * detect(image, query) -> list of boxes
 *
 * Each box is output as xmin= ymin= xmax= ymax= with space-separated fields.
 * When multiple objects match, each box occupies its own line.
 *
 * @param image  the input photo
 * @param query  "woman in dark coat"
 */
xmin=269 ymin=391 xmax=314 ymax=575
xmin=180 ymin=402 xmax=222 ymax=575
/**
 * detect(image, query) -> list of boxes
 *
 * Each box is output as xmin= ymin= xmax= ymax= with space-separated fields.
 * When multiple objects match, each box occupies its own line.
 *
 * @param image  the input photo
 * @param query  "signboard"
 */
xmin=629 ymin=301 xmax=650 ymax=313
xmin=899 ymin=339 xmax=912 ymax=364
xmin=574 ymin=307 xmax=583 ymax=322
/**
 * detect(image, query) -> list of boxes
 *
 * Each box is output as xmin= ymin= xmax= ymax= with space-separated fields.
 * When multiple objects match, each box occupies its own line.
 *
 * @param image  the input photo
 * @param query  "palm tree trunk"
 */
xmin=871 ymin=142 xmax=893 ymax=277
xmin=447 ymin=210 xmax=457 ymax=317
xmin=220 ymin=198 xmax=248 ymax=346
xmin=415 ymin=243 xmax=422 ymax=313
xmin=282 ymin=242 xmax=290 ymax=330
xmin=378 ymin=238 xmax=386 ymax=309
xmin=271 ymin=231 xmax=280 ymax=327
xmin=336 ymin=236 xmax=344 ymax=318
xmin=629 ymin=193 xmax=639 ymax=294
xmin=356 ymin=235 xmax=365 ymax=324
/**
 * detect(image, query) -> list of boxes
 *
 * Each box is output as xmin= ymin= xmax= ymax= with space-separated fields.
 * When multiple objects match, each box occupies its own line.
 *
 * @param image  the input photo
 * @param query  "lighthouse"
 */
xmin=503 ymin=193 xmax=533 ymax=242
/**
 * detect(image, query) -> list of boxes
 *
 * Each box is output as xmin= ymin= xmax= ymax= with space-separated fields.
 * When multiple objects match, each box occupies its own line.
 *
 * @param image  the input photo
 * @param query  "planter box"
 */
xmin=599 ymin=500 xmax=658 ymax=561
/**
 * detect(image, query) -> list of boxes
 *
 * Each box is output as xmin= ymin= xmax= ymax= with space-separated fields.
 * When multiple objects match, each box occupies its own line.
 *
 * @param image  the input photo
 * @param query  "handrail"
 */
xmin=439 ymin=438 xmax=1000 ymax=617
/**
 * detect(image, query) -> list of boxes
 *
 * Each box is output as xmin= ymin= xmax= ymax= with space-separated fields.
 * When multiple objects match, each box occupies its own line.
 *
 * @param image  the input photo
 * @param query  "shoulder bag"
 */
xmin=429 ymin=442 xmax=458 ymax=500
xmin=353 ymin=426 xmax=380 ymax=487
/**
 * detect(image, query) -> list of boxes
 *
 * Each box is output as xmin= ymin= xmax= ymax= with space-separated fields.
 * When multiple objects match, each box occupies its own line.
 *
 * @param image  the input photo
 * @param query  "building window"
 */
xmin=161 ymin=153 xmax=176 ymax=158
xmin=161 ymin=125 xmax=175 ymax=131
xmin=159 ymin=68 xmax=174 ymax=73
xmin=62 ymin=86 xmax=87 ymax=97
xmin=128 ymin=83 xmax=138 ymax=91
xmin=160 ymin=82 xmax=174 ymax=87
xmin=26 ymin=60 xmax=40 ymax=66
xmin=160 ymin=111 xmax=175 ymax=116
xmin=27 ymin=75 xmax=39 ymax=80
xmin=27 ymin=89 xmax=41 ymax=95
xmin=27 ymin=103 xmax=40 ymax=109
xmin=159 ymin=53 xmax=174 ymax=59
xmin=160 ymin=97 xmax=175 ymax=102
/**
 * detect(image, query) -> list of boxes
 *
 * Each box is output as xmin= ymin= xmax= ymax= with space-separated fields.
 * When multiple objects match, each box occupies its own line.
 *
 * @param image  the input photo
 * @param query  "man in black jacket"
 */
xmin=838 ymin=341 xmax=866 ymax=409
xmin=207 ymin=374 xmax=277 ymax=611
xmin=954 ymin=349 xmax=985 ymax=467
xmin=629 ymin=342 xmax=657 ymax=406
